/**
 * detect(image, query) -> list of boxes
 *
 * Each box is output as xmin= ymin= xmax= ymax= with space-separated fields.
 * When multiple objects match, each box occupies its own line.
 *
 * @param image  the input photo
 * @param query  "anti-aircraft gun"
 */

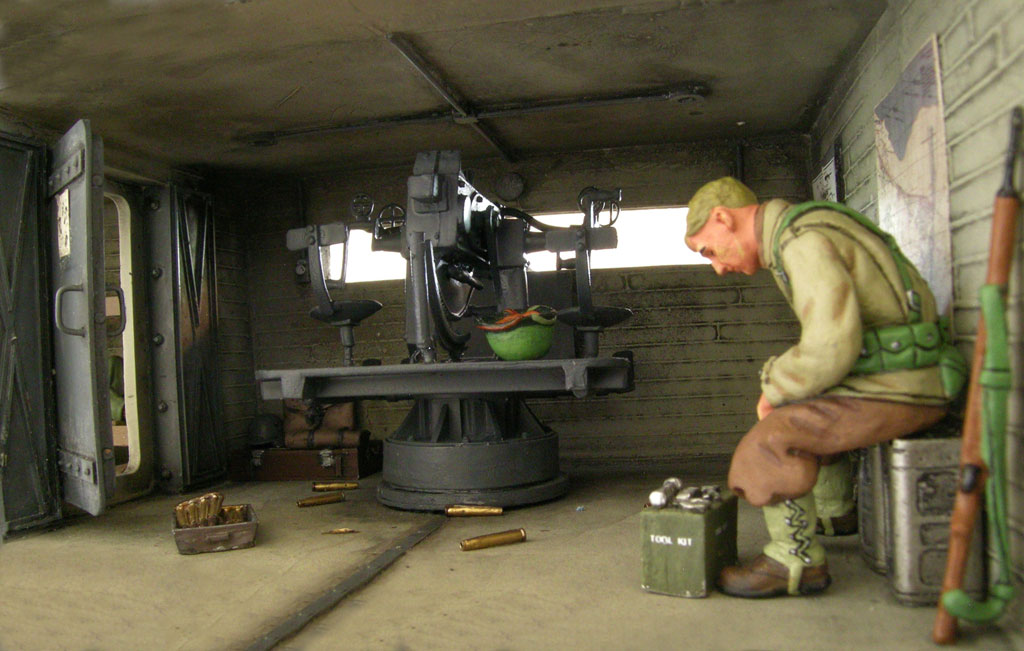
xmin=259 ymin=150 xmax=635 ymax=510
xmin=376 ymin=150 xmax=633 ymax=363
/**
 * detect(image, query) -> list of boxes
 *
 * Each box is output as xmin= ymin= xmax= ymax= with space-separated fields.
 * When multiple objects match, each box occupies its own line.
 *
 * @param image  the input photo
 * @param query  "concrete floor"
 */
xmin=0 ymin=471 xmax=1014 ymax=651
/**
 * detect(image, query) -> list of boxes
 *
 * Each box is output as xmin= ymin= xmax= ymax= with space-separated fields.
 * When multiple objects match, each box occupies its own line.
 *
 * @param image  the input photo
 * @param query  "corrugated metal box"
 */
xmin=858 ymin=443 xmax=891 ymax=575
xmin=888 ymin=436 xmax=985 ymax=605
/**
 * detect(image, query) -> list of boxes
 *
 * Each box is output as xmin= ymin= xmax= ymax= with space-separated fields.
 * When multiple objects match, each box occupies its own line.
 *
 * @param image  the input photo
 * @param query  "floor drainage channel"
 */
xmin=246 ymin=515 xmax=447 ymax=651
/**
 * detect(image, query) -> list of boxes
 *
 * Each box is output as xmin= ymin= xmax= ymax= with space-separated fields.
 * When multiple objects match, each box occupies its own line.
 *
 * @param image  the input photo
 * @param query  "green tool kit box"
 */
xmin=641 ymin=483 xmax=738 ymax=598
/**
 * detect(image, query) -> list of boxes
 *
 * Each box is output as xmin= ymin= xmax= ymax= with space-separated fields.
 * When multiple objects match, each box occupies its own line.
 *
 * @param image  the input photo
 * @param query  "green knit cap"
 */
xmin=685 ymin=177 xmax=758 ymax=237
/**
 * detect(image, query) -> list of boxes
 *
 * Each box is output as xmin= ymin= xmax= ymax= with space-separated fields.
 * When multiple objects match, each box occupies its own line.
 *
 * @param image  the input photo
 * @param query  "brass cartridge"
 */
xmin=460 ymin=528 xmax=526 ymax=551
xmin=176 ymin=492 xmax=228 ymax=527
xmin=445 ymin=505 xmax=503 ymax=517
xmin=312 ymin=482 xmax=359 ymax=492
xmin=208 ymin=493 xmax=224 ymax=521
xmin=174 ymin=502 xmax=190 ymax=528
xmin=186 ymin=500 xmax=201 ymax=527
xmin=220 ymin=505 xmax=247 ymax=524
xmin=297 ymin=493 xmax=345 ymax=508
xmin=199 ymin=493 xmax=223 ymax=526
xmin=197 ymin=495 xmax=211 ymax=525
xmin=322 ymin=528 xmax=359 ymax=535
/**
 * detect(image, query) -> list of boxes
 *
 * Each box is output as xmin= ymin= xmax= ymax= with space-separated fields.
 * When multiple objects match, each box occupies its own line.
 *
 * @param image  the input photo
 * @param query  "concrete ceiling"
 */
xmin=0 ymin=0 xmax=887 ymax=174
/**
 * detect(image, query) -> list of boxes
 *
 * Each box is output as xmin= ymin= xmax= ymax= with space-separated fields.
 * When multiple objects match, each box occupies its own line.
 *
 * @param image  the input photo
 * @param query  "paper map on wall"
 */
xmin=812 ymin=156 xmax=839 ymax=202
xmin=873 ymin=35 xmax=953 ymax=315
xmin=57 ymin=188 xmax=71 ymax=259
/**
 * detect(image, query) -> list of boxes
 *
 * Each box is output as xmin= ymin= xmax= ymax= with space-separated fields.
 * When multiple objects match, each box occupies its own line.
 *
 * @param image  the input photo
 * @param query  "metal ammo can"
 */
xmin=887 ymin=431 xmax=986 ymax=605
xmin=857 ymin=443 xmax=891 ymax=575
xmin=641 ymin=484 xmax=737 ymax=598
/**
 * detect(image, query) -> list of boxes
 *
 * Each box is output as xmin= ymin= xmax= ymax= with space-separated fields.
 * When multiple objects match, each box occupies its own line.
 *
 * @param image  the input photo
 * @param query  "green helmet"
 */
xmin=686 ymin=177 xmax=758 ymax=238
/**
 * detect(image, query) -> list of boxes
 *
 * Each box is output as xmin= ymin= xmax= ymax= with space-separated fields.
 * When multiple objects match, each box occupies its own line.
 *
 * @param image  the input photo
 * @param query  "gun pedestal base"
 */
xmin=377 ymin=398 xmax=569 ymax=511
xmin=256 ymin=358 xmax=634 ymax=512
xmin=378 ymin=471 xmax=569 ymax=511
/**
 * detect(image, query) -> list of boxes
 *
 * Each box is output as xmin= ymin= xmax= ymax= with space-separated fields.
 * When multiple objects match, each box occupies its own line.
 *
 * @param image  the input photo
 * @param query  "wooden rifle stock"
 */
xmin=933 ymin=108 xmax=1021 ymax=644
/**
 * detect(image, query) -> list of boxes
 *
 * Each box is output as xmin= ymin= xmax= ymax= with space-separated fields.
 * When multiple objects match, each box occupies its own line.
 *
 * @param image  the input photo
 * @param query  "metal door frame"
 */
xmin=0 ymin=131 xmax=60 ymax=537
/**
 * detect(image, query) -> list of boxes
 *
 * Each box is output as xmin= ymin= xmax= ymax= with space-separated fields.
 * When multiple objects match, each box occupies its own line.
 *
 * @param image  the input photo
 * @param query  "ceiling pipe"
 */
xmin=386 ymin=32 xmax=516 ymax=163
xmin=474 ymin=83 xmax=708 ymax=120
xmin=244 ymin=81 xmax=709 ymax=148
xmin=241 ymin=35 xmax=709 ymax=157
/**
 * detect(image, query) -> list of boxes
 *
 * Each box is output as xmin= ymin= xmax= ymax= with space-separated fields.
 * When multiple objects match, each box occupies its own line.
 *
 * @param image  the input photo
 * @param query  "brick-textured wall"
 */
xmin=241 ymin=135 xmax=808 ymax=474
xmin=539 ymin=266 xmax=796 ymax=472
xmin=810 ymin=0 xmax=1024 ymax=640
xmin=213 ymin=184 xmax=259 ymax=454
xmin=248 ymin=265 xmax=797 ymax=474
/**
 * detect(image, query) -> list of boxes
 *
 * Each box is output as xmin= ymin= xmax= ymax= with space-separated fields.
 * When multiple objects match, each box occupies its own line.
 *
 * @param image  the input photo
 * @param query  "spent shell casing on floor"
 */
xmin=297 ymin=493 xmax=345 ymax=507
xmin=445 ymin=505 xmax=503 ymax=517
xmin=460 ymin=528 xmax=526 ymax=551
xmin=312 ymin=482 xmax=358 ymax=492
xmin=322 ymin=528 xmax=359 ymax=534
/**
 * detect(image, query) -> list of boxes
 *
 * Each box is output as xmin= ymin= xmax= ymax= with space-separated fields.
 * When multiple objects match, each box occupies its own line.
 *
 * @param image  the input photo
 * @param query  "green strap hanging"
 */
xmin=941 ymin=284 xmax=1016 ymax=622
xmin=772 ymin=201 xmax=922 ymax=323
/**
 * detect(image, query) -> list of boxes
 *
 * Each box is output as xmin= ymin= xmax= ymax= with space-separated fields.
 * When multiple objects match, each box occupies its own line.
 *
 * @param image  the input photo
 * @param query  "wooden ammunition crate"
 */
xmin=172 ymin=504 xmax=258 ymax=555
xmin=241 ymin=441 xmax=382 ymax=481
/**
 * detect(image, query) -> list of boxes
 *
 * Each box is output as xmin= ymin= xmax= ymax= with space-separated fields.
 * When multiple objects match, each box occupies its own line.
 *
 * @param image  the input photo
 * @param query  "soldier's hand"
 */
xmin=756 ymin=393 xmax=774 ymax=420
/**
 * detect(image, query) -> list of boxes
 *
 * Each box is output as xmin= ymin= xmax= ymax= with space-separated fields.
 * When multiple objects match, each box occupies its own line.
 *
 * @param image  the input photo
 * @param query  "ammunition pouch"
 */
xmin=851 ymin=320 xmax=967 ymax=400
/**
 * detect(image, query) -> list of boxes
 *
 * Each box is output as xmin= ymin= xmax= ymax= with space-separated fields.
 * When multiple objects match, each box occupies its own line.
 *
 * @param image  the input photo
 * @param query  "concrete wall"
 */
xmin=809 ymin=0 xmax=1024 ymax=640
xmin=241 ymin=135 xmax=808 ymax=472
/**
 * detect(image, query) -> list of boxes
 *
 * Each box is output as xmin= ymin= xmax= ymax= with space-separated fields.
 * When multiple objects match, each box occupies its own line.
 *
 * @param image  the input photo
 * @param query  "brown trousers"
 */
xmin=728 ymin=396 xmax=946 ymax=507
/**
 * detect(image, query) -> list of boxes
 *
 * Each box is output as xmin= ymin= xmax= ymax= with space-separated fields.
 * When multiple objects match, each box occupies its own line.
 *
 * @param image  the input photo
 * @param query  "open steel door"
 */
xmin=0 ymin=133 xmax=61 ymax=538
xmin=48 ymin=120 xmax=114 ymax=515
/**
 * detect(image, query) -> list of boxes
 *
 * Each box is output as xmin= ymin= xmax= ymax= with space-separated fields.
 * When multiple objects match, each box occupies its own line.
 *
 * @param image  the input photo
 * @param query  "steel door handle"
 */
xmin=106 ymin=286 xmax=127 ymax=337
xmin=54 ymin=283 xmax=86 ymax=337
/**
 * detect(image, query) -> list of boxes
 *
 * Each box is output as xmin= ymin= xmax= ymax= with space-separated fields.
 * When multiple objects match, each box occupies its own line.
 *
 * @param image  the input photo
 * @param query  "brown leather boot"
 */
xmin=717 ymin=554 xmax=831 ymax=598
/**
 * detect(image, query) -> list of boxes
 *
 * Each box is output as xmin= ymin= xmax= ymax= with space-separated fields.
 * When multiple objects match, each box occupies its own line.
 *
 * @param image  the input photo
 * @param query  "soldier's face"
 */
xmin=685 ymin=212 xmax=758 ymax=275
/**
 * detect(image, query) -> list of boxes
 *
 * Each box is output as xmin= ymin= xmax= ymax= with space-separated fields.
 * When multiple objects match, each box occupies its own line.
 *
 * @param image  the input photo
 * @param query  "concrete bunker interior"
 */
xmin=0 ymin=1 xmax=1022 ymax=649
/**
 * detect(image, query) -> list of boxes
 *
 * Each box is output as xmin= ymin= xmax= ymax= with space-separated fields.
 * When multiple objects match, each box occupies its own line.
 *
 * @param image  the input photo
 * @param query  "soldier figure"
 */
xmin=684 ymin=177 xmax=965 ymax=598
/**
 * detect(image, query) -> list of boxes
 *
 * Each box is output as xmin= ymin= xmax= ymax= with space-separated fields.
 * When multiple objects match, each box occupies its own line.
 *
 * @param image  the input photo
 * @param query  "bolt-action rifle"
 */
xmin=932 ymin=107 xmax=1021 ymax=644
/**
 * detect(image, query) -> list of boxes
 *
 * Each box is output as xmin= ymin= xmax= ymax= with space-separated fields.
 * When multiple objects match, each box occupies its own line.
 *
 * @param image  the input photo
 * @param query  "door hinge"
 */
xmin=47 ymin=148 xmax=85 ymax=197
xmin=57 ymin=448 xmax=98 ymax=484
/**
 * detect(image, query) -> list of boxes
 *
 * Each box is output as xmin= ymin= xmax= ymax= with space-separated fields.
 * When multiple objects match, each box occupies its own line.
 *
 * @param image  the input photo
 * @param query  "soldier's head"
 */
xmin=684 ymin=177 xmax=761 ymax=275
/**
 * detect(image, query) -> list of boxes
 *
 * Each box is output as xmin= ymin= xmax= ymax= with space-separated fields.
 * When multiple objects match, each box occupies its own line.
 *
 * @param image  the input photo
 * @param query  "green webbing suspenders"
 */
xmin=771 ymin=201 xmax=922 ymax=323
xmin=769 ymin=201 xmax=966 ymax=396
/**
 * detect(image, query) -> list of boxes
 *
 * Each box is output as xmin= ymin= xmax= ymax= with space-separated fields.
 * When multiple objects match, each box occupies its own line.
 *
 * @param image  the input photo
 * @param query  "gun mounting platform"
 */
xmin=256 ymin=356 xmax=633 ymax=511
